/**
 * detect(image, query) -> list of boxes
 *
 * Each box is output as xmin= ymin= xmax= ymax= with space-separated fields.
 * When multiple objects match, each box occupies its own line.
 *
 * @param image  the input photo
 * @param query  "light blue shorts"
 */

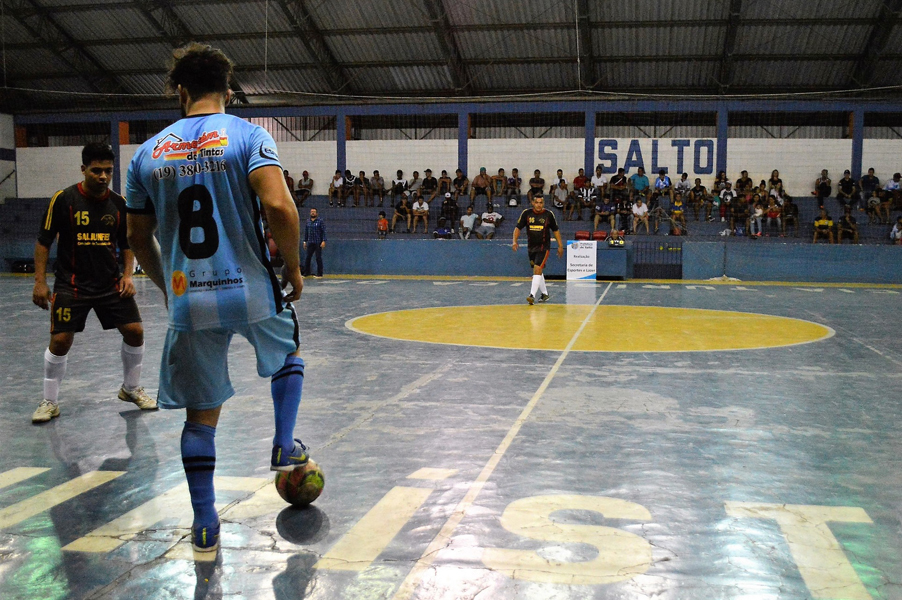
xmin=158 ymin=305 xmax=300 ymax=411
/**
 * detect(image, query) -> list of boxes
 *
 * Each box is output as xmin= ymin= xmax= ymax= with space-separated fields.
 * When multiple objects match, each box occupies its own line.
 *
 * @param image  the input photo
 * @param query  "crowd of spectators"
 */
xmin=280 ymin=165 xmax=902 ymax=243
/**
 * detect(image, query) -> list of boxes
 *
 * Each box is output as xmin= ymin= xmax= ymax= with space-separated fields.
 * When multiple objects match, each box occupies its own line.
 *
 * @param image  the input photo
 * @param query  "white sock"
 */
xmin=530 ymin=275 xmax=541 ymax=296
xmin=121 ymin=342 xmax=144 ymax=391
xmin=43 ymin=349 xmax=68 ymax=403
xmin=539 ymin=275 xmax=548 ymax=295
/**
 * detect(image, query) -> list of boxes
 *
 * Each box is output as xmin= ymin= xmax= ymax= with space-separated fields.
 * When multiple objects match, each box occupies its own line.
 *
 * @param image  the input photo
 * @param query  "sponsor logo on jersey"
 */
xmin=152 ymin=130 xmax=229 ymax=161
xmin=171 ymin=270 xmax=188 ymax=297
xmin=259 ymin=145 xmax=278 ymax=160
xmin=101 ymin=214 xmax=116 ymax=226
xmin=76 ymin=232 xmax=111 ymax=244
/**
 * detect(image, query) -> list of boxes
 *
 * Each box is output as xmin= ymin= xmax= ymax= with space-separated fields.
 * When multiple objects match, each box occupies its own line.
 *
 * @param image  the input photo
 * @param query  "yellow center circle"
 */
xmin=347 ymin=305 xmax=834 ymax=352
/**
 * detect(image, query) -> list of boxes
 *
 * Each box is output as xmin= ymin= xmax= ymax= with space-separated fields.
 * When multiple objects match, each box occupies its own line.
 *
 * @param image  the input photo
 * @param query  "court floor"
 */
xmin=0 ymin=274 xmax=901 ymax=600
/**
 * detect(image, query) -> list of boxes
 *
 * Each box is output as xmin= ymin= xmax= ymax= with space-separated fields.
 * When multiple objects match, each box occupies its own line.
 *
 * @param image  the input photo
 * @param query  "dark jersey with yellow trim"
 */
xmin=516 ymin=208 xmax=559 ymax=253
xmin=37 ymin=183 xmax=128 ymax=298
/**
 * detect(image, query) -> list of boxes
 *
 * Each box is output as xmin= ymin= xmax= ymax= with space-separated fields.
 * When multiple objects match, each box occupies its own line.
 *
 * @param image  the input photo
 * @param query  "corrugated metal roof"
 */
xmin=446 ymin=0 xmax=574 ymax=26
xmin=117 ymin=73 xmax=169 ymax=96
xmin=311 ymin=0 xmax=430 ymax=30
xmin=0 ymin=16 xmax=46 ymax=44
xmin=243 ymin=68 xmax=334 ymax=95
xmin=734 ymin=24 xmax=871 ymax=56
xmin=174 ymin=3 xmax=292 ymax=36
xmin=600 ymin=60 xmax=718 ymax=89
xmin=242 ymin=36 xmax=316 ymax=65
xmin=596 ymin=25 xmax=724 ymax=57
xmin=470 ymin=63 xmax=579 ymax=91
xmin=456 ymin=28 xmax=576 ymax=60
xmin=742 ymin=0 xmax=884 ymax=21
xmin=591 ymin=0 xmax=728 ymax=22
xmin=346 ymin=65 xmax=452 ymax=93
xmin=328 ymin=32 xmax=445 ymax=64
xmin=91 ymin=43 xmax=173 ymax=71
xmin=4 ymin=48 xmax=73 ymax=75
xmin=51 ymin=8 xmax=159 ymax=41
xmin=733 ymin=59 xmax=855 ymax=87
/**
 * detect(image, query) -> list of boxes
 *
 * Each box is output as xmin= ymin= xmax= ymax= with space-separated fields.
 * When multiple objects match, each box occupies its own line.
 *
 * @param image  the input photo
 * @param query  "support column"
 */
xmin=111 ymin=120 xmax=128 ymax=192
xmin=716 ymin=107 xmax=728 ymax=177
xmin=458 ymin=112 xmax=468 ymax=173
xmin=335 ymin=111 xmax=347 ymax=173
xmin=584 ymin=110 xmax=596 ymax=176
xmin=851 ymin=109 xmax=864 ymax=181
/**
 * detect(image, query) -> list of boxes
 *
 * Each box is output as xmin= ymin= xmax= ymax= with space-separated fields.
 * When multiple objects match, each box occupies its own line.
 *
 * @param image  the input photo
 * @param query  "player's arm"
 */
xmin=118 ymin=249 xmax=137 ymax=298
xmin=127 ymin=213 xmax=166 ymax=296
xmin=33 ymin=241 xmax=52 ymax=309
xmin=512 ymin=210 xmax=527 ymax=251
xmin=250 ymin=165 xmax=302 ymax=302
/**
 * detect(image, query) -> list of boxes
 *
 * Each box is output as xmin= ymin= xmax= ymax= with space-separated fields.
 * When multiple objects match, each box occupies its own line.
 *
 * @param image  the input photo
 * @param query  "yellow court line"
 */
xmin=0 ymin=467 xmax=50 ymax=490
xmin=390 ymin=282 xmax=613 ymax=600
xmin=0 ymin=471 xmax=124 ymax=530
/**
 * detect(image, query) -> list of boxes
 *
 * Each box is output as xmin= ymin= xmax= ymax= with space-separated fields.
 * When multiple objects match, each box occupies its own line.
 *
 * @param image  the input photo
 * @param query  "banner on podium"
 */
xmin=566 ymin=240 xmax=597 ymax=280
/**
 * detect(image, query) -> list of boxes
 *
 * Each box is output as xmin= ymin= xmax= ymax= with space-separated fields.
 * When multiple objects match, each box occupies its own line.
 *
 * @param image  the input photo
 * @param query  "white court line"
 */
xmin=851 ymin=338 xmax=902 ymax=368
xmin=390 ymin=282 xmax=613 ymax=600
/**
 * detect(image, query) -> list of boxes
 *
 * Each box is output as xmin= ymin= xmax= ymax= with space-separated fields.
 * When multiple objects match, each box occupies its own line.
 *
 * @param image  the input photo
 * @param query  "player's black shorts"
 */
xmin=528 ymin=249 xmax=550 ymax=268
xmin=50 ymin=290 xmax=141 ymax=334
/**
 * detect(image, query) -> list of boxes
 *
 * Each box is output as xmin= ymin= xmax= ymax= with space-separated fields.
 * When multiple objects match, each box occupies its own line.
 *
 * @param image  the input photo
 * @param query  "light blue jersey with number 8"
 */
xmin=126 ymin=113 xmax=283 ymax=331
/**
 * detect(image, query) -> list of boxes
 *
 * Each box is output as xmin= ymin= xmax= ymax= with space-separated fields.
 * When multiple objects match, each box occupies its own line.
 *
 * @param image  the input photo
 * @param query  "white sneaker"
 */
xmin=118 ymin=386 xmax=158 ymax=410
xmin=32 ymin=399 xmax=60 ymax=423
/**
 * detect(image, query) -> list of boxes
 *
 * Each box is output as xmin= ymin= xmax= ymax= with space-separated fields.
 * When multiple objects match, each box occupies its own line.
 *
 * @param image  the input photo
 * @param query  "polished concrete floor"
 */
xmin=0 ymin=275 xmax=901 ymax=600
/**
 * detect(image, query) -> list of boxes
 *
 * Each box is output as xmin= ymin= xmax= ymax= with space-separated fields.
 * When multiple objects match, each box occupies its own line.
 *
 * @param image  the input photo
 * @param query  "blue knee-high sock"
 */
xmin=181 ymin=422 xmax=217 ymax=526
xmin=271 ymin=356 xmax=305 ymax=452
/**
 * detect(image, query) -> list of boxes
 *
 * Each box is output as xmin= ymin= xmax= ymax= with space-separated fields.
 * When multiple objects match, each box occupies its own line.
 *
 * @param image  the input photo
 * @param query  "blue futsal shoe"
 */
xmin=271 ymin=438 xmax=310 ymax=472
xmin=192 ymin=520 xmax=220 ymax=553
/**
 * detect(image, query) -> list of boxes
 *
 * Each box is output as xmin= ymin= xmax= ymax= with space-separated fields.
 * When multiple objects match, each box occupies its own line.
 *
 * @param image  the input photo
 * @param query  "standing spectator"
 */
xmin=632 ymin=197 xmax=650 ymax=234
xmin=814 ymin=169 xmax=831 ymax=209
xmin=471 ymin=167 xmax=492 ymax=204
xmin=491 ymin=168 xmax=506 ymax=199
xmin=376 ymin=211 xmax=389 ymax=239
xmin=459 ymin=205 xmax=478 ymax=239
xmin=452 ymin=168 xmax=469 ymax=203
xmin=476 ymin=201 xmax=503 ymax=239
xmin=421 ymin=169 xmax=438 ymax=203
xmin=411 ymin=193 xmax=430 ymax=233
xmin=837 ymin=207 xmax=859 ymax=244
xmin=782 ymin=196 xmax=799 ymax=235
xmin=438 ymin=170 xmax=453 ymax=197
xmin=370 ymin=170 xmax=386 ymax=207
xmin=609 ymin=167 xmax=628 ymax=202
xmin=440 ymin=192 xmax=459 ymax=233
xmin=689 ymin=177 xmax=710 ymax=221
xmin=505 ymin=168 xmax=522 ymax=206
xmin=328 ymin=169 xmax=343 ymax=207
xmin=528 ymin=169 xmax=545 ymax=202
xmin=283 ymin=170 xmax=295 ymax=199
xmin=392 ymin=192 xmax=412 ymax=233
xmin=835 ymin=170 xmax=859 ymax=210
xmin=391 ymin=170 xmax=408 ymax=204
xmin=303 ymin=208 xmax=327 ymax=277
xmin=296 ymin=170 xmax=313 ymax=207
xmin=890 ymin=216 xmax=902 ymax=245
xmin=813 ymin=208 xmax=834 ymax=244
xmin=629 ymin=167 xmax=650 ymax=202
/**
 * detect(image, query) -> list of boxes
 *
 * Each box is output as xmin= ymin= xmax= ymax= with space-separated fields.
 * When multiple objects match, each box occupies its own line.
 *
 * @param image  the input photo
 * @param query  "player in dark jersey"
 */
xmin=512 ymin=193 xmax=564 ymax=305
xmin=31 ymin=143 xmax=156 ymax=423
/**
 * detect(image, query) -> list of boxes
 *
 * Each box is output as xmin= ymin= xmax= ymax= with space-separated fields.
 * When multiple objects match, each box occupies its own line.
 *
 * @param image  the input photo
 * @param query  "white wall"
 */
xmin=469 ymin=138 xmax=584 ymax=184
xmin=276 ymin=141 xmax=336 ymax=195
xmin=0 ymin=114 xmax=16 ymax=201
xmin=347 ymin=139 xmax=458 ymax=182
xmin=16 ymin=147 xmax=84 ymax=198
xmin=727 ymin=139 xmax=852 ymax=197
xmin=862 ymin=140 xmax=902 ymax=181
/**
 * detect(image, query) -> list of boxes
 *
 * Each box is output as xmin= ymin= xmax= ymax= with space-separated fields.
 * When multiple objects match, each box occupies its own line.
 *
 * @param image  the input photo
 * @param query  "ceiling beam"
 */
xmin=133 ymin=1 xmax=248 ymax=103
xmin=575 ymin=0 xmax=595 ymax=89
xmin=717 ymin=0 xmax=742 ymax=94
xmin=421 ymin=0 xmax=471 ymax=94
xmin=1 ymin=0 xmax=128 ymax=96
xmin=275 ymin=0 xmax=352 ymax=94
xmin=850 ymin=0 xmax=902 ymax=87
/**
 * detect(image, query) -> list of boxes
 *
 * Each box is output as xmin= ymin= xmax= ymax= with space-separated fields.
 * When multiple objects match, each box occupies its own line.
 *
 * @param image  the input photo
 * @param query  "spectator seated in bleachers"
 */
xmin=342 ymin=169 xmax=359 ymax=207
xmin=552 ymin=180 xmax=572 ymax=216
xmin=813 ymin=208 xmax=834 ymax=244
xmin=433 ymin=217 xmax=452 ymax=239
xmin=835 ymin=170 xmax=859 ymax=210
xmin=391 ymin=170 xmax=409 ymax=205
xmin=491 ymin=168 xmax=506 ymax=200
xmin=891 ymin=216 xmax=902 ymax=245
xmin=438 ymin=169 xmax=453 ymax=198
xmin=615 ymin=194 xmax=633 ymax=234
xmin=470 ymin=167 xmax=492 ymax=205
xmin=475 ymin=201 xmax=503 ymax=239
xmin=590 ymin=166 xmax=607 ymax=202
xmin=837 ymin=207 xmax=859 ymax=244
xmin=440 ymin=192 xmax=459 ymax=233
xmin=452 ymin=168 xmax=469 ymax=203
xmin=689 ymin=178 xmax=710 ymax=221
xmin=421 ymin=169 xmax=438 ymax=203
xmin=675 ymin=172 xmax=692 ymax=200
xmin=527 ymin=169 xmax=544 ymax=202
xmin=328 ymin=170 xmax=343 ymax=207
xmin=505 ymin=168 xmax=522 ymax=206
xmin=629 ymin=167 xmax=650 ymax=202
xmin=370 ymin=170 xmax=386 ymax=207
xmin=765 ymin=196 xmax=782 ymax=236
xmin=296 ymin=170 xmax=313 ymax=207
xmin=593 ymin=194 xmax=615 ymax=232
xmin=717 ymin=181 xmax=737 ymax=223
xmin=651 ymin=169 xmax=673 ymax=209
xmin=813 ymin=169 xmax=831 ymax=210
xmin=670 ymin=191 xmax=687 ymax=230
xmin=632 ymin=197 xmax=650 ymax=234
xmin=881 ymin=172 xmax=901 ymax=223
xmin=609 ymin=167 xmax=628 ymax=203
xmin=735 ymin=170 xmax=754 ymax=200
xmin=411 ymin=193 xmax=430 ymax=234
xmin=459 ymin=205 xmax=478 ymax=240
xmin=358 ymin=170 xmax=372 ymax=207
xmin=729 ymin=193 xmax=748 ymax=236
xmin=782 ymin=196 xmax=799 ymax=236
xmin=408 ymin=171 xmax=423 ymax=201
xmin=392 ymin=191 xmax=412 ymax=233
xmin=749 ymin=201 xmax=764 ymax=237
xmin=768 ymin=170 xmax=785 ymax=201
xmin=859 ymin=167 xmax=880 ymax=221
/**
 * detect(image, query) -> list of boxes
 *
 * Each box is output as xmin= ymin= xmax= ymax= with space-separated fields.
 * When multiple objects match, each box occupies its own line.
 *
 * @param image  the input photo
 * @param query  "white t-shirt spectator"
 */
xmin=331 ymin=176 xmax=343 ymax=188
xmin=676 ymin=178 xmax=691 ymax=194
xmin=413 ymin=200 xmax=429 ymax=212
xmin=480 ymin=211 xmax=503 ymax=227
xmin=885 ymin=178 xmax=901 ymax=192
xmin=591 ymin=174 xmax=607 ymax=189
xmin=632 ymin=203 xmax=648 ymax=217
xmin=719 ymin=189 xmax=737 ymax=204
xmin=460 ymin=213 xmax=478 ymax=230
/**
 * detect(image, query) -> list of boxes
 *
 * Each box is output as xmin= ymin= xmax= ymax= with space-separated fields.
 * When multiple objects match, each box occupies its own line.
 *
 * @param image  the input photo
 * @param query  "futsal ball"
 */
xmin=274 ymin=460 xmax=325 ymax=507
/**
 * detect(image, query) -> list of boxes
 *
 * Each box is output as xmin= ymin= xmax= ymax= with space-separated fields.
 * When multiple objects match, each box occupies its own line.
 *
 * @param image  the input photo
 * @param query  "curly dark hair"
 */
xmin=81 ymin=142 xmax=115 ymax=166
xmin=167 ymin=42 xmax=233 ymax=99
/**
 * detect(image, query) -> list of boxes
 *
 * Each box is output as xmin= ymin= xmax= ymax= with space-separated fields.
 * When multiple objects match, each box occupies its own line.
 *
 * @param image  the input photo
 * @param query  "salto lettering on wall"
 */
xmin=596 ymin=139 xmax=717 ymax=176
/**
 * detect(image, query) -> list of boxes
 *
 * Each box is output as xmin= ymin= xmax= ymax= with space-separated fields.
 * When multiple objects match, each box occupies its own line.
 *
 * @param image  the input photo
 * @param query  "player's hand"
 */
xmin=32 ymin=281 xmax=51 ymax=310
xmin=320 ymin=241 xmax=326 ymax=249
xmin=282 ymin=267 xmax=303 ymax=303
xmin=557 ymin=246 xmax=564 ymax=258
xmin=512 ymin=242 xmax=518 ymax=252
xmin=118 ymin=276 xmax=136 ymax=298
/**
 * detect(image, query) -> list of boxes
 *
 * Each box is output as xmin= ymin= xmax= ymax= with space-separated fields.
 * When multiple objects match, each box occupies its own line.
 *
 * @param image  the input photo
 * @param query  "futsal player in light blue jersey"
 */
xmin=126 ymin=43 xmax=308 ymax=553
